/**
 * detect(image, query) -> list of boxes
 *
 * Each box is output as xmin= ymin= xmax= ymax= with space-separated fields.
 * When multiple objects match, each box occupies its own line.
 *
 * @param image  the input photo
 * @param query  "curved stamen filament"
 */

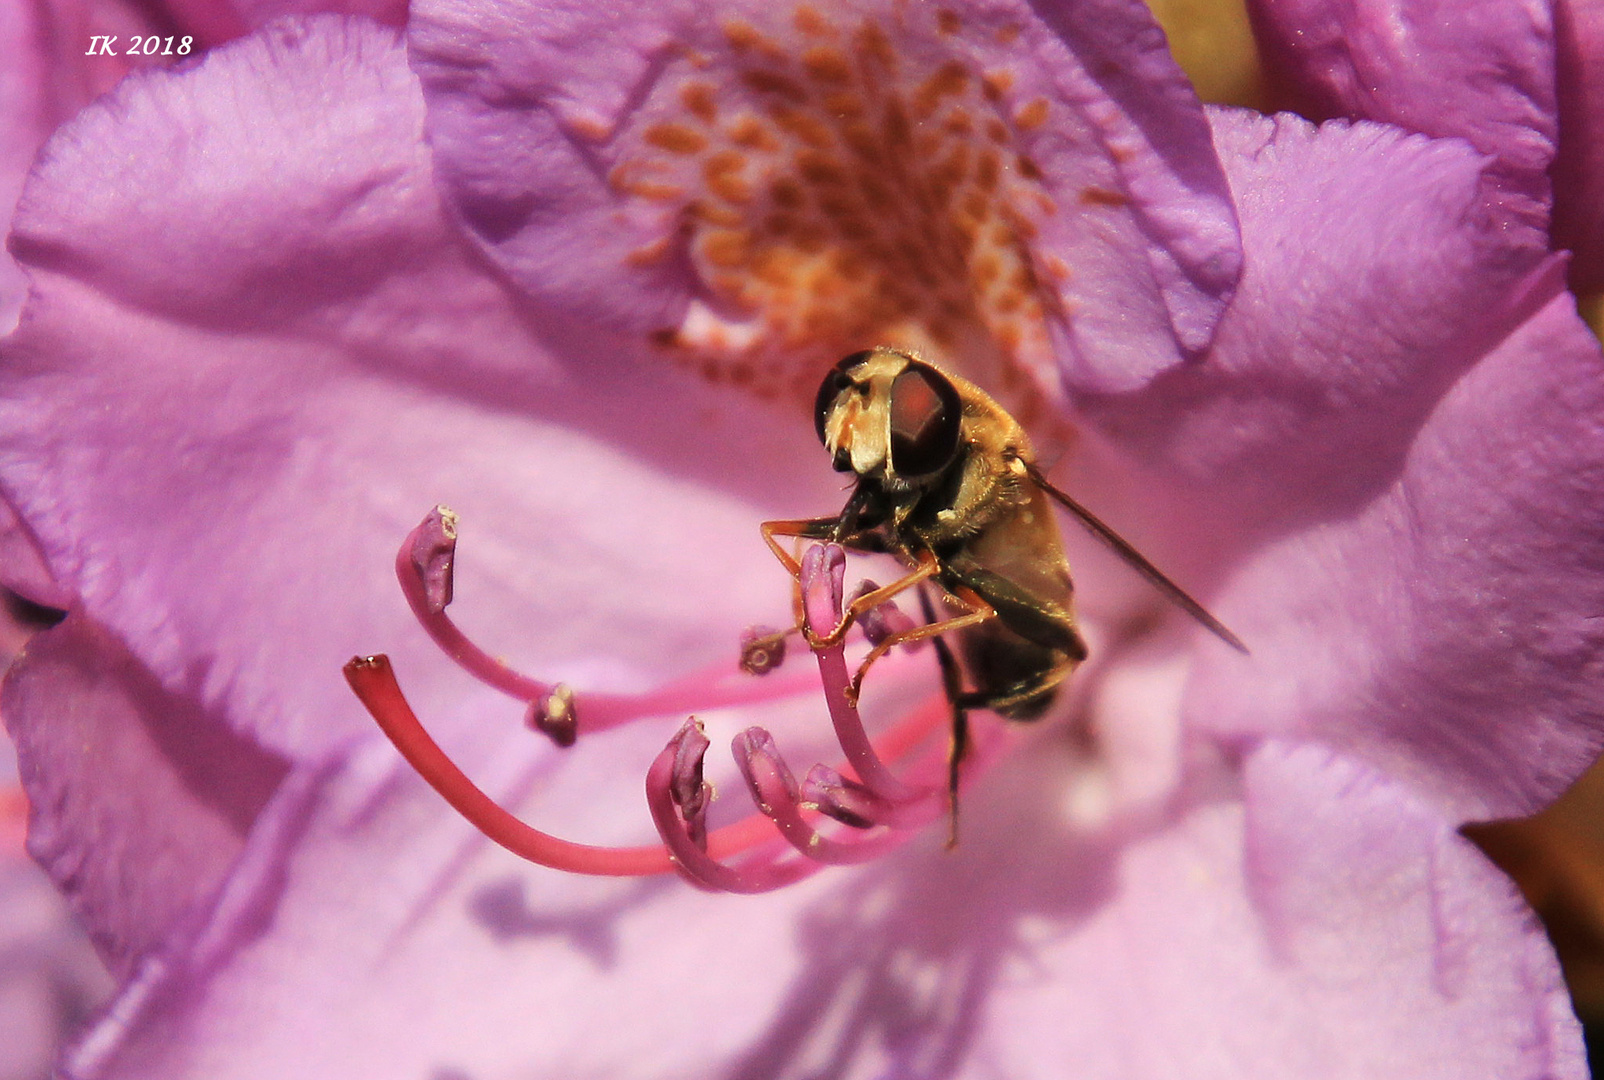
xmin=353 ymin=513 xmax=992 ymax=892
xmin=799 ymin=544 xmax=920 ymax=802
xmin=645 ymin=722 xmax=817 ymax=892
xmin=734 ymin=728 xmax=913 ymax=864
xmin=347 ymin=655 xmax=781 ymax=874
xmin=397 ymin=508 xmax=818 ymax=737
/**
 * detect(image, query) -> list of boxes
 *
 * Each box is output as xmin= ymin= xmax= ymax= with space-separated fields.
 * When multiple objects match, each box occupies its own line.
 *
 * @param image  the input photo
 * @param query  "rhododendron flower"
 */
xmin=4 ymin=0 xmax=1604 ymax=1077
xmin=1245 ymin=0 xmax=1604 ymax=293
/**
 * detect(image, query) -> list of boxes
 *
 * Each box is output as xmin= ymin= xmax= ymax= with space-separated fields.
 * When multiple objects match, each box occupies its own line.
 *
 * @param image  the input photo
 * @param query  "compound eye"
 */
xmin=888 ymin=362 xmax=962 ymax=477
xmin=814 ymin=350 xmax=876 ymax=446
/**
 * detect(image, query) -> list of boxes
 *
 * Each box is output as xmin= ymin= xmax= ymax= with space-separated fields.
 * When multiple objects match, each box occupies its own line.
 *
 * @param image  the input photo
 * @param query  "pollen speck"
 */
xmin=681 ymin=83 xmax=719 ymax=123
xmin=856 ymin=22 xmax=897 ymax=71
xmin=729 ymin=115 xmax=780 ymax=152
xmin=625 ymin=237 xmax=673 ymax=266
xmin=1080 ymin=186 xmax=1128 ymax=207
xmin=702 ymin=227 xmax=750 ymax=266
xmin=743 ymin=69 xmax=808 ymax=101
xmin=793 ymin=4 xmax=832 ymax=35
xmin=704 ymin=151 xmax=752 ymax=203
xmin=1014 ymin=99 xmax=1050 ymax=131
xmin=915 ymin=62 xmax=970 ymax=117
xmin=612 ymin=11 xmax=1062 ymax=417
xmin=802 ymin=46 xmax=853 ymax=85
xmin=645 ymin=123 xmax=709 ymax=154
xmin=722 ymin=20 xmax=763 ymax=51
xmin=982 ymin=71 xmax=1014 ymax=101
xmin=823 ymin=91 xmax=866 ymax=118
xmin=796 ymin=151 xmax=847 ymax=186
xmin=770 ymin=177 xmax=806 ymax=208
xmin=566 ymin=114 xmax=612 ymax=141
xmin=769 ymin=104 xmax=834 ymax=148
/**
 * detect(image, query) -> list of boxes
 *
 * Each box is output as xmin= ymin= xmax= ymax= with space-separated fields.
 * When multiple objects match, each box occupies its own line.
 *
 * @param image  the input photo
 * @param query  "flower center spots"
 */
xmin=600 ymin=5 xmax=1063 ymax=428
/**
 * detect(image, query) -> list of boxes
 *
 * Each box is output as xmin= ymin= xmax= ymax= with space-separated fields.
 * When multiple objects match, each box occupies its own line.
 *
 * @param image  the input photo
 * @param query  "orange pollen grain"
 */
xmin=793 ymin=4 xmax=832 ymax=35
xmin=742 ymin=69 xmax=808 ymax=101
xmin=689 ymin=199 xmax=746 ymax=227
xmin=728 ymin=115 xmax=780 ymax=152
xmin=770 ymin=177 xmax=806 ymax=208
xmin=722 ymin=20 xmax=763 ymax=51
xmin=823 ymin=91 xmax=866 ymax=118
xmin=802 ymin=46 xmax=853 ymax=85
xmin=644 ymin=123 xmax=709 ymax=154
xmin=1080 ymin=186 xmax=1128 ymax=207
xmin=700 ymin=229 xmax=751 ymax=268
xmin=704 ymin=151 xmax=752 ymax=202
xmin=1014 ymin=98 xmax=1050 ymax=131
xmin=856 ymin=22 xmax=897 ymax=71
xmin=625 ymin=236 xmax=673 ymax=266
xmin=769 ymin=104 xmax=835 ymax=148
xmin=936 ymin=9 xmax=961 ymax=34
xmin=681 ymin=83 xmax=719 ymax=123
xmin=796 ymin=150 xmax=847 ymax=186
xmin=566 ymin=114 xmax=613 ymax=141
xmin=915 ymin=62 xmax=970 ymax=116
xmin=982 ymin=71 xmax=1014 ymax=101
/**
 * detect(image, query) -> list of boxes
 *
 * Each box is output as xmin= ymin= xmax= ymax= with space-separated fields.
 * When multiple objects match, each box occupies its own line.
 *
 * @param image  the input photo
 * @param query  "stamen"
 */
xmin=525 ymin=684 xmax=577 ymax=748
xmin=803 ymin=763 xmax=897 ymax=828
xmin=345 ymin=655 xmax=675 ymax=875
xmin=850 ymin=580 xmax=919 ymax=647
xmin=354 ymin=520 xmax=988 ymax=893
xmin=395 ymin=508 xmax=816 ymax=739
xmin=739 ymin=625 xmax=790 ymax=674
xmin=409 ymin=505 xmax=458 ymax=614
xmin=800 ymin=544 xmax=920 ymax=802
xmin=646 ymin=720 xmax=816 ymax=892
xmin=669 ymin=719 xmax=713 ymax=850
xmin=733 ymin=729 xmax=907 ymax=864
xmin=347 ymin=655 xmax=795 ymax=875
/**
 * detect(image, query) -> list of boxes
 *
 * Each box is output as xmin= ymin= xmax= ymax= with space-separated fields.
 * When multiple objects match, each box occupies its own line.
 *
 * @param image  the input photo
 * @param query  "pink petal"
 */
xmin=1246 ymin=0 xmax=1557 ymax=250
xmin=1187 ymin=282 xmax=1604 ymax=821
xmin=409 ymin=0 xmax=1241 ymax=394
xmin=2 ymin=16 xmax=834 ymax=767
xmin=2 ymin=613 xmax=287 ymax=979
xmin=228 ymin=0 xmax=402 ymax=32
xmin=65 ymin=726 xmax=1583 ymax=1078
xmin=0 ymin=0 xmax=94 ymax=334
xmin=1086 ymin=108 xmax=1552 ymax=540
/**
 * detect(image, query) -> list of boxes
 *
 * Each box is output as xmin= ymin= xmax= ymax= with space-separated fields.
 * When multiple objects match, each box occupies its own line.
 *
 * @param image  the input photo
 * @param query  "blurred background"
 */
xmin=4 ymin=0 xmax=1604 ymax=1076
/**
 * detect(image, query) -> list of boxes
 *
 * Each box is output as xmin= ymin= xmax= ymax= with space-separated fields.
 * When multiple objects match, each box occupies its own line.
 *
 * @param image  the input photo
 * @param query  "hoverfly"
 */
xmin=762 ymin=347 xmax=1245 ymax=832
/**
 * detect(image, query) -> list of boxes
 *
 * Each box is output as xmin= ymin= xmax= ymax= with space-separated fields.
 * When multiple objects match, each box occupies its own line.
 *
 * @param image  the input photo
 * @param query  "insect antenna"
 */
xmin=1018 ymin=458 xmax=1249 ymax=654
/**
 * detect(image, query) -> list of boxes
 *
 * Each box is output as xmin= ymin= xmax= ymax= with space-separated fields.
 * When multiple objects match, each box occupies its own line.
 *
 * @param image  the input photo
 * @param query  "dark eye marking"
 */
xmin=888 ymin=362 xmax=962 ymax=477
xmin=814 ymin=350 xmax=876 ymax=445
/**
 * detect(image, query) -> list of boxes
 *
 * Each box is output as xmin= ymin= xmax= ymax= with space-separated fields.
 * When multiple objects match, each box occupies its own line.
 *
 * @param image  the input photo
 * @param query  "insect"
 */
xmin=762 ymin=347 xmax=1246 ymax=834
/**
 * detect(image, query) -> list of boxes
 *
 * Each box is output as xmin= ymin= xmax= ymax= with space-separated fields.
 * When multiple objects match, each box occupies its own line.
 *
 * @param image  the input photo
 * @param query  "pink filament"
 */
xmin=394 ymin=520 xmax=818 ymax=734
xmin=352 ymin=515 xmax=979 ymax=892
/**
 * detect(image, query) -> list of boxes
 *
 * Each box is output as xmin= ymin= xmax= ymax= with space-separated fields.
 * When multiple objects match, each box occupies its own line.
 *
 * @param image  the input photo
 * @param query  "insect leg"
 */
xmin=845 ymin=578 xmax=995 ymax=703
xmin=919 ymin=587 xmax=968 ymax=849
xmin=760 ymin=517 xmax=842 ymax=578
